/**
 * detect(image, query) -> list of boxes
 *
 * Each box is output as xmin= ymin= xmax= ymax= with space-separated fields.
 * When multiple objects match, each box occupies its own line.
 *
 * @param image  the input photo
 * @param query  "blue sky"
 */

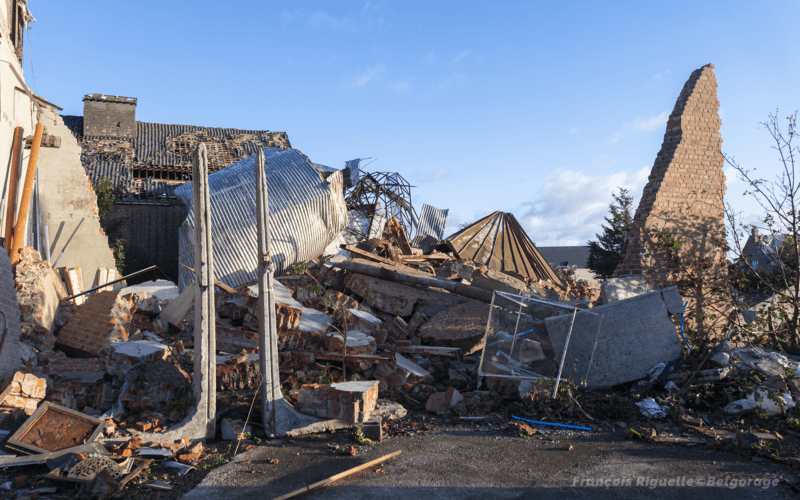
xmin=25 ymin=0 xmax=800 ymax=246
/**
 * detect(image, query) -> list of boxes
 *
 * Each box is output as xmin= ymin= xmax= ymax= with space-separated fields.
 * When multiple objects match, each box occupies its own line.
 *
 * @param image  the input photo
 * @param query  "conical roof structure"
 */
xmin=445 ymin=211 xmax=561 ymax=284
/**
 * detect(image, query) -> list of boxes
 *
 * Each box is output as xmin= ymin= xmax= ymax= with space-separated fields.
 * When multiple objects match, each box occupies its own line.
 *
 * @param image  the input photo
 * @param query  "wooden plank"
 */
xmin=95 ymin=267 xmax=109 ymax=294
xmin=397 ymin=346 xmax=461 ymax=357
xmin=62 ymin=267 xmax=85 ymax=305
xmin=180 ymin=263 xmax=238 ymax=294
xmin=271 ymin=451 xmax=402 ymax=500
xmin=399 ymin=254 xmax=452 ymax=262
xmin=340 ymin=244 xmax=398 ymax=267
xmin=314 ymin=352 xmax=391 ymax=365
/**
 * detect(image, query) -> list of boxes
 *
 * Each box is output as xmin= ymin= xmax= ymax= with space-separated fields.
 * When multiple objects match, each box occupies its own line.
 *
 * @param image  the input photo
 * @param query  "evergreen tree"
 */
xmin=587 ymin=188 xmax=635 ymax=278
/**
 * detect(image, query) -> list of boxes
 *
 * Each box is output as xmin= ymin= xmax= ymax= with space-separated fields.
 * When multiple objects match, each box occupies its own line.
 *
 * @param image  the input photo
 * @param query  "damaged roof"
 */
xmin=175 ymin=148 xmax=348 ymax=289
xmin=62 ymin=116 xmax=291 ymax=195
xmin=445 ymin=211 xmax=561 ymax=285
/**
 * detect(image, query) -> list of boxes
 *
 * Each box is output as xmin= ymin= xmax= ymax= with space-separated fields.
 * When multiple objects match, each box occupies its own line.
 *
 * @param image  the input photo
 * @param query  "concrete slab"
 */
xmin=546 ymin=290 xmax=682 ymax=388
xmin=600 ymin=276 xmax=653 ymax=304
xmin=119 ymin=280 xmax=179 ymax=302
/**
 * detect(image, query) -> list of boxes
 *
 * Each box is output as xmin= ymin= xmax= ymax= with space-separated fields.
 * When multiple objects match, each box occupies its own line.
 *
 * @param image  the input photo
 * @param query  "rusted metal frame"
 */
xmin=10 ymin=123 xmax=44 ymax=264
xmin=3 ymin=126 xmax=23 ymax=251
xmin=6 ymin=402 xmax=105 ymax=455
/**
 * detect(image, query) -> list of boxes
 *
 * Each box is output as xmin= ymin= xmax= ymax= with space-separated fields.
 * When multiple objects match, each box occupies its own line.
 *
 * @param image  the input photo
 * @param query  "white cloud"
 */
xmin=424 ymin=168 xmax=450 ymax=182
xmin=282 ymin=2 xmax=387 ymax=32
xmin=609 ymin=110 xmax=669 ymax=143
xmin=423 ymin=50 xmax=436 ymax=63
xmin=439 ymin=73 xmax=466 ymax=89
xmin=652 ymin=69 xmax=671 ymax=80
xmin=568 ymin=127 xmax=581 ymax=134
xmin=518 ymin=167 xmax=651 ymax=246
xmin=353 ymin=64 xmax=386 ymax=87
xmin=453 ymin=50 xmax=471 ymax=62
xmin=389 ymin=81 xmax=411 ymax=93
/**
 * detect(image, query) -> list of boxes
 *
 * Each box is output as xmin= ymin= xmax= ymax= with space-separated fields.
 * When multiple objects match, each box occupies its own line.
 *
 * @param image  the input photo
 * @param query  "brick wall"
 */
xmin=615 ymin=64 xmax=730 ymax=335
xmin=55 ymin=291 xmax=134 ymax=357
xmin=0 ymin=248 xmax=22 ymax=379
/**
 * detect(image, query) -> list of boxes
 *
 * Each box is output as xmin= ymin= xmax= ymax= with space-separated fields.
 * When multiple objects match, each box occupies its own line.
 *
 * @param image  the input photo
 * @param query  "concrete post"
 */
xmin=139 ymin=144 xmax=216 ymax=444
xmin=255 ymin=149 xmax=321 ymax=436
xmin=193 ymin=144 xmax=216 ymax=441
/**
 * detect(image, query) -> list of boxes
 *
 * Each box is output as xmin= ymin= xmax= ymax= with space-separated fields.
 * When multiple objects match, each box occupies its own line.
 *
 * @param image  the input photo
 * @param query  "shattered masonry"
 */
xmin=615 ymin=63 xmax=730 ymax=335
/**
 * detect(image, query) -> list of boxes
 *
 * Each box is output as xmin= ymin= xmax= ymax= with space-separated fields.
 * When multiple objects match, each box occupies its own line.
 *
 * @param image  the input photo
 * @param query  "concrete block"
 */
xmin=295 ymin=380 xmax=379 ymax=423
xmin=324 ymin=331 xmax=377 ymax=355
xmin=547 ymin=290 xmax=682 ymax=388
xmin=221 ymin=418 xmax=251 ymax=440
xmin=660 ymin=286 xmax=685 ymax=316
xmin=600 ymin=276 xmax=653 ymax=304
xmin=469 ymin=269 xmax=528 ymax=295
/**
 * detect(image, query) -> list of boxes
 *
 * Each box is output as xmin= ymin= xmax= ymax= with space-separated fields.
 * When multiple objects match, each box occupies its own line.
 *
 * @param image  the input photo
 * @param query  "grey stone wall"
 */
xmin=0 ymin=247 xmax=23 ymax=379
xmin=83 ymin=100 xmax=136 ymax=138
xmin=101 ymin=201 xmax=188 ymax=283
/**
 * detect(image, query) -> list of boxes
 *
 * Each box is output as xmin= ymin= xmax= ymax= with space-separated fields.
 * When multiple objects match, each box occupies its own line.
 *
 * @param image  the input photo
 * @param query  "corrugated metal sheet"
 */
xmin=445 ymin=211 xmax=561 ymax=284
xmin=175 ymin=148 xmax=348 ymax=290
xmin=411 ymin=203 xmax=448 ymax=253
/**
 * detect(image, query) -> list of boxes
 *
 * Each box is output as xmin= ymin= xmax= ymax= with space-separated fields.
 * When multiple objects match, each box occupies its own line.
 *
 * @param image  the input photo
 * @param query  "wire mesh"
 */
xmin=477 ymin=291 xmax=604 ymax=395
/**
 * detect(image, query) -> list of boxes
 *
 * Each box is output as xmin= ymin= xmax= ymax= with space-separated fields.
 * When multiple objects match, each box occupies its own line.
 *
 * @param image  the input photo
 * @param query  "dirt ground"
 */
xmin=181 ymin=424 xmax=795 ymax=500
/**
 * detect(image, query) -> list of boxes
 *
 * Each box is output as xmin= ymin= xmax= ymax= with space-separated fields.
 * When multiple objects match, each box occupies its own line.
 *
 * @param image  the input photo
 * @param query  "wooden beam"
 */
xmin=340 ymin=244 xmax=399 ymax=267
xmin=397 ymin=346 xmax=461 ymax=357
xmin=180 ymin=263 xmax=238 ymax=294
xmin=271 ymin=451 xmax=402 ymax=500
xmin=314 ymin=352 xmax=391 ymax=365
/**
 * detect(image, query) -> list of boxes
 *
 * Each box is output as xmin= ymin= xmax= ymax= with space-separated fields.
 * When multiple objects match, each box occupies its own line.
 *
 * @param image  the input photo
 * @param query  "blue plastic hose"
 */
xmin=663 ymin=301 xmax=692 ymax=386
xmin=511 ymin=415 xmax=593 ymax=432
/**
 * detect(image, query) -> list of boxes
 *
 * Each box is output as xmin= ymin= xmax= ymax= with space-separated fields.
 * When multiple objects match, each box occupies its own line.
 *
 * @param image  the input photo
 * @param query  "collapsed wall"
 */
xmin=615 ymin=64 xmax=731 ymax=335
xmin=36 ymin=108 xmax=118 ymax=289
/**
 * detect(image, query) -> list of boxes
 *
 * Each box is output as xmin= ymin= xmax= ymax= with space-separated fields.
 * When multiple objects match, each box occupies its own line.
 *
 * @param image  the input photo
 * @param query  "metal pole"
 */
xmin=42 ymin=225 xmax=50 ymax=262
xmin=63 ymin=265 xmax=157 ymax=301
xmin=552 ymin=307 xmax=579 ymax=399
xmin=33 ymin=168 xmax=40 ymax=254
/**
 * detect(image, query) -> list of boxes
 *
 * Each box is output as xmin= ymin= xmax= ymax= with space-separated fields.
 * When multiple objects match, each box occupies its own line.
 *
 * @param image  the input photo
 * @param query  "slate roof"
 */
xmin=536 ymin=246 xmax=592 ymax=269
xmin=62 ymin=115 xmax=291 ymax=195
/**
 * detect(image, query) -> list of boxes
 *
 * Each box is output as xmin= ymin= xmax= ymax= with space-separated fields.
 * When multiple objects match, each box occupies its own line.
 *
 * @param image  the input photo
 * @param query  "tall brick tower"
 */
xmin=615 ymin=64 xmax=730 ymax=337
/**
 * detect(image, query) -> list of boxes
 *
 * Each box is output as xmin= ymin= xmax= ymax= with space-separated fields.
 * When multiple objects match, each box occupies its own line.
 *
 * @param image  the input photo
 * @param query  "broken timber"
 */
xmin=336 ymin=258 xmax=493 ymax=303
xmin=271 ymin=450 xmax=402 ymax=500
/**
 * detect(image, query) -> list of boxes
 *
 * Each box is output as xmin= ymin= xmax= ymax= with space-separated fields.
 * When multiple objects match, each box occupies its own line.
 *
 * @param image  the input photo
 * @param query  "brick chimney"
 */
xmin=82 ymin=94 xmax=137 ymax=138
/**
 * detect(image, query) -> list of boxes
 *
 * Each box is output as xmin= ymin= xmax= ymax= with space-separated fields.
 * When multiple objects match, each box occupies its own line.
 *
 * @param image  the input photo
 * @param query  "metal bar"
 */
xmin=42 ymin=224 xmax=50 ymax=262
xmin=33 ymin=168 xmax=40 ymax=254
xmin=63 ymin=265 xmax=157 ymax=301
xmin=476 ymin=291 xmax=497 ymax=381
xmin=552 ymin=307 xmax=578 ymax=398
xmin=582 ymin=314 xmax=604 ymax=386
xmin=51 ymin=218 xmax=84 ymax=269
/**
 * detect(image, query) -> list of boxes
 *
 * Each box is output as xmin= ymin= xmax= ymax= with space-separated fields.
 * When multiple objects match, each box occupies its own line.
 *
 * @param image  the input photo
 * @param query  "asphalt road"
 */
xmin=182 ymin=425 xmax=795 ymax=500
